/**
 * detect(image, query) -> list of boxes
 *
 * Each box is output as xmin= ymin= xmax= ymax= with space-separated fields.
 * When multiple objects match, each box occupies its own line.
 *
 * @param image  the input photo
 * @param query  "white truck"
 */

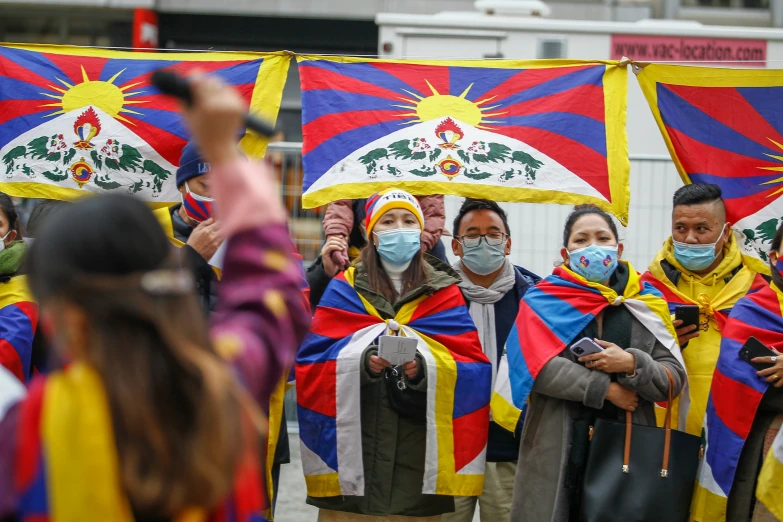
xmin=375 ymin=5 xmax=783 ymax=274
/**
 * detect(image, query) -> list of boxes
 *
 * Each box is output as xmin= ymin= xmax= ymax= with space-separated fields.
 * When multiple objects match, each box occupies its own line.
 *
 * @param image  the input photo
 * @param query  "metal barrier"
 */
xmin=269 ymin=141 xmax=681 ymax=426
xmin=268 ymin=141 xmax=681 ymax=274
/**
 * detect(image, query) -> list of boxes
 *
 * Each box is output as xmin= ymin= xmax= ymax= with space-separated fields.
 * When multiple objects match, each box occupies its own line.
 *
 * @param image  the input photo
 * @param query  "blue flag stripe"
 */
xmin=500 ymin=112 xmax=607 ymax=157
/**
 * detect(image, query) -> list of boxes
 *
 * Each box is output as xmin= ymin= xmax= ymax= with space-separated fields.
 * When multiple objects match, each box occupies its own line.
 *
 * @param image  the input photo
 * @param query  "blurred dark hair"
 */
xmin=452 ymin=198 xmax=510 ymax=236
xmin=562 ymin=204 xmax=619 ymax=247
xmin=770 ymin=221 xmax=783 ymax=292
xmin=0 ymin=192 xmax=21 ymax=238
xmin=26 ymin=200 xmax=70 ymax=238
xmin=28 ymin=195 xmax=248 ymax=517
xmin=673 ymin=184 xmax=725 ymax=215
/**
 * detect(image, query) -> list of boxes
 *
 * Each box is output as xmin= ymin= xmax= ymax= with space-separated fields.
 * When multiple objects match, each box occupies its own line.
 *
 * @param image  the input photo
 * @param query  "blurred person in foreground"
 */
xmin=298 ymin=188 xmax=491 ymax=521
xmin=0 ymin=74 xmax=310 ymax=521
xmin=692 ymin=221 xmax=783 ymax=521
xmin=24 ymin=200 xmax=70 ymax=242
xmin=0 ymin=193 xmax=36 ymax=384
xmin=641 ymin=184 xmax=766 ymax=436
xmin=444 ymin=198 xmax=539 ymax=522
xmin=153 ymin=140 xmax=224 ymax=313
xmin=21 ymin=199 xmax=71 ymax=376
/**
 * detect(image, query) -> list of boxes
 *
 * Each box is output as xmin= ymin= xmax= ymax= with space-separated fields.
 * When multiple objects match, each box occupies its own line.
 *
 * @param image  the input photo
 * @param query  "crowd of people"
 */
xmin=0 ymin=74 xmax=781 ymax=522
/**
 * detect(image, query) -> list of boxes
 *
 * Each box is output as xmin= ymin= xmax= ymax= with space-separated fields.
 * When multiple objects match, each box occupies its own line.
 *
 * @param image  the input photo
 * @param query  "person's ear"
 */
xmin=617 ymin=243 xmax=624 ymax=259
xmin=505 ymin=236 xmax=512 ymax=256
xmin=724 ymin=223 xmax=732 ymax=243
xmin=770 ymin=250 xmax=779 ymax=265
xmin=561 ymin=247 xmax=569 ymax=266
xmin=4 ymin=229 xmax=17 ymax=245
xmin=452 ymin=238 xmax=462 ymax=257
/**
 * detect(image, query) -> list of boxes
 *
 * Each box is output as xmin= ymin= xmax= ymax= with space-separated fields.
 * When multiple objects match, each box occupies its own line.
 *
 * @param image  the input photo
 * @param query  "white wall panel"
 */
xmin=444 ymin=157 xmax=683 ymax=277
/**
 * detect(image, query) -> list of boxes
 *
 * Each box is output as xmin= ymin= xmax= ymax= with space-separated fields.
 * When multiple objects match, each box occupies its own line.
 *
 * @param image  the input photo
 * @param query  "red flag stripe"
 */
xmin=666 ymin=84 xmax=783 ymax=151
xmin=302 ymin=109 xmax=404 ymax=155
xmin=501 ymin=83 xmax=606 ymax=122
xmin=477 ymin=65 xmax=598 ymax=105
xmin=494 ymin=125 xmax=610 ymax=199
xmin=711 ymin=369 xmax=763 ymax=439
xmin=369 ymin=61 xmax=450 ymax=99
xmin=300 ymin=65 xmax=406 ymax=101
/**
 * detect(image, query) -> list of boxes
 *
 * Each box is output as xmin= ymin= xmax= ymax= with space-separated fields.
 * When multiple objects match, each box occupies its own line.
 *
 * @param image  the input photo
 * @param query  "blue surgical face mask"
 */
xmin=461 ymin=241 xmax=506 ymax=276
xmin=673 ymin=224 xmax=726 ymax=272
xmin=568 ymin=244 xmax=619 ymax=283
xmin=374 ymin=229 xmax=421 ymax=266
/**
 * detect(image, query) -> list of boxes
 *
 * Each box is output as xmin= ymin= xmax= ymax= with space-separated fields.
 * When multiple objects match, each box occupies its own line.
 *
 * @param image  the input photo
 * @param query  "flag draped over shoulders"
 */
xmin=13 ymin=363 xmax=267 ymax=522
xmin=0 ymin=276 xmax=37 ymax=383
xmin=295 ymin=266 xmax=491 ymax=498
xmin=298 ymin=55 xmax=630 ymax=224
xmin=692 ymin=282 xmax=783 ymax=522
xmin=506 ymin=262 xmax=686 ymax=421
xmin=640 ymin=238 xmax=766 ymax=435
xmin=0 ymin=44 xmax=290 ymax=204
xmin=636 ymin=63 xmax=783 ymax=274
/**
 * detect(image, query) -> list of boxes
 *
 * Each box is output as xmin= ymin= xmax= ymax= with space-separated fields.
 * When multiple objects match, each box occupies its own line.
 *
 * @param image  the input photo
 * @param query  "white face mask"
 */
xmin=0 ymin=231 xmax=12 ymax=253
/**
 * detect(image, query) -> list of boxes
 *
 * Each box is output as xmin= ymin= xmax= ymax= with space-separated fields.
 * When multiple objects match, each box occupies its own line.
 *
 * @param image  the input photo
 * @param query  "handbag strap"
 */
xmin=621 ymin=365 xmax=676 ymax=476
xmin=623 ymin=410 xmax=632 ymax=473
xmin=661 ymin=366 xmax=674 ymax=478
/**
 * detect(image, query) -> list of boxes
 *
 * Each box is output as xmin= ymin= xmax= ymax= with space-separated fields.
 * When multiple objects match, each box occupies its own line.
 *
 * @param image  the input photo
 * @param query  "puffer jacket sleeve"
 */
xmin=322 ymin=199 xmax=354 ymax=238
xmin=418 ymin=195 xmax=446 ymax=251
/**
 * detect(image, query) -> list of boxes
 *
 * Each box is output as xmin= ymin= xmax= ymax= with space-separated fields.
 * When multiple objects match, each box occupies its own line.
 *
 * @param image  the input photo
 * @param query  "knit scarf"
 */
xmin=0 ymin=240 xmax=26 ymax=277
xmin=453 ymin=258 xmax=516 ymax=391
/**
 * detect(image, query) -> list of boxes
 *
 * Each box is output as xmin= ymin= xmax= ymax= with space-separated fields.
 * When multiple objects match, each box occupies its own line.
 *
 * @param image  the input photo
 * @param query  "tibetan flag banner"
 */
xmin=636 ymin=63 xmax=783 ymax=273
xmin=0 ymin=44 xmax=290 ymax=204
xmin=298 ymin=56 xmax=630 ymax=223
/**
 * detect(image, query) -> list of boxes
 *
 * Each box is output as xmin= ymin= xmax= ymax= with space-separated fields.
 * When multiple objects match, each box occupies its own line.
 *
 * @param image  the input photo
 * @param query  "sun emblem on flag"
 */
xmin=38 ymin=65 xmax=146 ymax=124
xmin=394 ymin=80 xmax=505 ymax=129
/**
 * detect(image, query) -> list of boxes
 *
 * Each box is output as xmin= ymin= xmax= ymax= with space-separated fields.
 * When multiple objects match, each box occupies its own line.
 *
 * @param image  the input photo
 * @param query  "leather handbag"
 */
xmin=581 ymin=367 xmax=701 ymax=522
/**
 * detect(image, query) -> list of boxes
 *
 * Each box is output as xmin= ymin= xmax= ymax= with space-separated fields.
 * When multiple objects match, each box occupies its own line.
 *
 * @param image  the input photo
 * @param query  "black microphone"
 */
xmin=151 ymin=70 xmax=276 ymax=138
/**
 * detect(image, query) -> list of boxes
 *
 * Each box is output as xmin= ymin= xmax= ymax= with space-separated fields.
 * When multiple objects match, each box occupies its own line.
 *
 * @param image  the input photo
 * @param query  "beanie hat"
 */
xmin=364 ymin=188 xmax=424 ymax=236
xmin=176 ymin=141 xmax=210 ymax=188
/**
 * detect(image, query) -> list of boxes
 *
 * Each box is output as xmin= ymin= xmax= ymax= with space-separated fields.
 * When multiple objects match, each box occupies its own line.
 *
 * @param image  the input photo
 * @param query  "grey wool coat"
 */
xmin=509 ymin=314 xmax=686 ymax=522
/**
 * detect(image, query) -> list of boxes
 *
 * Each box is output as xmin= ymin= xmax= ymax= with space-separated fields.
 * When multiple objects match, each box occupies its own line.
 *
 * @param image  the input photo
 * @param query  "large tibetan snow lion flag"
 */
xmin=637 ymin=63 xmax=783 ymax=274
xmin=298 ymin=56 xmax=631 ymax=224
xmin=0 ymin=44 xmax=290 ymax=204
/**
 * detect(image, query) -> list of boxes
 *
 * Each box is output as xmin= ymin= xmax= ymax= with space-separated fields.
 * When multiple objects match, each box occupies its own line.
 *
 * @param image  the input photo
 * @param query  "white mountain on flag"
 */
xmin=306 ymin=117 xmax=607 ymax=202
xmin=0 ymin=105 xmax=179 ymax=201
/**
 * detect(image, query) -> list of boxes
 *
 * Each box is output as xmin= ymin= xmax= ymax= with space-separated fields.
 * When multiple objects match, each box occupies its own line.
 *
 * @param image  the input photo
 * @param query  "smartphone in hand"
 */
xmin=570 ymin=337 xmax=604 ymax=357
xmin=675 ymin=305 xmax=700 ymax=331
xmin=739 ymin=336 xmax=776 ymax=371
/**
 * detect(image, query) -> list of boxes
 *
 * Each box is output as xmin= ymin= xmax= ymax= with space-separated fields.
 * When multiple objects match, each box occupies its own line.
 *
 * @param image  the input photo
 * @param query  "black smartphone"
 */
xmin=739 ymin=337 xmax=776 ymax=371
xmin=675 ymin=305 xmax=700 ymax=330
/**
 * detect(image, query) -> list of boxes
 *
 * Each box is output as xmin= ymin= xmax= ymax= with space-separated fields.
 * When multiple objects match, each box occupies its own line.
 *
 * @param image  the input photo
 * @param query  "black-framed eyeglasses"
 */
xmin=457 ymin=233 xmax=508 ymax=248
